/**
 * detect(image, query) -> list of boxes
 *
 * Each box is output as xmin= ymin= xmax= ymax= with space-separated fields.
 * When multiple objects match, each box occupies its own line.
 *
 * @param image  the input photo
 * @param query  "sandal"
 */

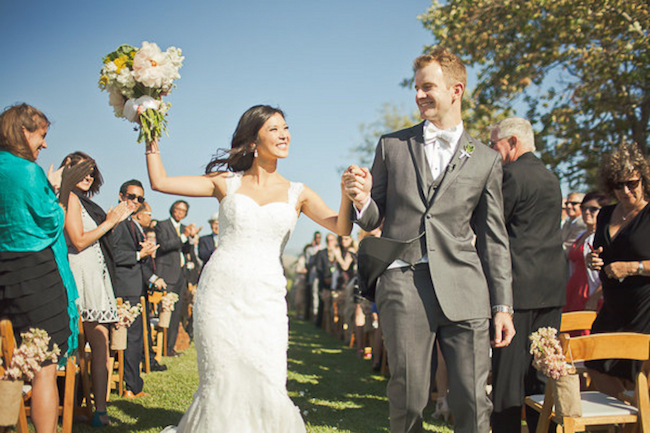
xmin=91 ymin=410 xmax=110 ymax=427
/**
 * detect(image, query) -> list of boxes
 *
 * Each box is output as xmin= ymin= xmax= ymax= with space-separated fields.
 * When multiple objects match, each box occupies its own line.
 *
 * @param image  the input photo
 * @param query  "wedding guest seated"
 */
xmin=587 ymin=142 xmax=650 ymax=397
xmin=564 ymin=191 xmax=608 ymax=314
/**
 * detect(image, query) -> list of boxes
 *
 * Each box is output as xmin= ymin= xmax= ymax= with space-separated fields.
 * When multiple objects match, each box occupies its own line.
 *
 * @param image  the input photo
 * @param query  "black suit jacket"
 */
xmin=154 ymin=218 xmax=189 ymax=289
xmin=198 ymin=234 xmax=217 ymax=264
xmin=112 ymin=218 xmax=154 ymax=298
xmin=503 ymin=152 xmax=567 ymax=309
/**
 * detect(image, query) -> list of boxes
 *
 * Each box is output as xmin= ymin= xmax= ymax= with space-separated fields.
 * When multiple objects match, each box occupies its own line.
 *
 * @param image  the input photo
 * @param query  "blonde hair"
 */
xmin=413 ymin=47 xmax=467 ymax=93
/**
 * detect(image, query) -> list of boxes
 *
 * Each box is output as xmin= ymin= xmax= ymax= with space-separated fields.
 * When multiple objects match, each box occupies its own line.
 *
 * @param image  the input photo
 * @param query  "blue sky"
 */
xmin=0 ymin=0 xmax=433 ymax=254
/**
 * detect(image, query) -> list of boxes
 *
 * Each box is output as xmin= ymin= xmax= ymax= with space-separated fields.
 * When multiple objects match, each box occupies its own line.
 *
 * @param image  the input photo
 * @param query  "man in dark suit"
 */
xmin=198 ymin=212 xmax=219 ymax=264
xmin=112 ymin=180 xmax=166 ymax=397
xmin=344 ymin=47 xmax=515 ymax=433
xmin=154 ymin=199 xmax=198 ymax=356
xmin=489 ymin=117 xmax=567 ymax=432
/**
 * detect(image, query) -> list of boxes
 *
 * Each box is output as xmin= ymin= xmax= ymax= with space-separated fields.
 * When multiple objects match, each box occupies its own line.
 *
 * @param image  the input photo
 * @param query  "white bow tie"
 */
xmin=424 ymin=124 xmax=456 ymax=146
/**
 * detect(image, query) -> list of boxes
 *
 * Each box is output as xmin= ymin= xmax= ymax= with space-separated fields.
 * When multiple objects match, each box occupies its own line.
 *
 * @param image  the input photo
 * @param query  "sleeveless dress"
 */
xmin=163 ymin=172 xmax=306 ymax=433
xmin=67 ymin=203 xmax=118 ymax=323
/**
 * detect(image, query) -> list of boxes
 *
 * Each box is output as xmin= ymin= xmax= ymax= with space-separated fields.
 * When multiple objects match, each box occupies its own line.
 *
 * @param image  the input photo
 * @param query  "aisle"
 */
xmin=70 ymin=318 xmax=453 ymax=433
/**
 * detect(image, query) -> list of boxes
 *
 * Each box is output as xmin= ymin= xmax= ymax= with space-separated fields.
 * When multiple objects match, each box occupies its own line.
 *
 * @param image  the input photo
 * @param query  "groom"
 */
xmin=344 ymin=47 xmax=515 ymax=433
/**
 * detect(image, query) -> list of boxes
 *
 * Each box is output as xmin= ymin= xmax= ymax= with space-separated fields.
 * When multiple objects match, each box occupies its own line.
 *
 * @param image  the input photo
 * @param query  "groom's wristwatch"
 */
xmin=492 ymin=305 xmax=514 ymax=317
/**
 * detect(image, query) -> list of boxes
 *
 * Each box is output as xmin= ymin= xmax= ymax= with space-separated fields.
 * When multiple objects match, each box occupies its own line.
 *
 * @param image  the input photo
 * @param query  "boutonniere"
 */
xmin=459 ymin=143 xmax=475 ymax=159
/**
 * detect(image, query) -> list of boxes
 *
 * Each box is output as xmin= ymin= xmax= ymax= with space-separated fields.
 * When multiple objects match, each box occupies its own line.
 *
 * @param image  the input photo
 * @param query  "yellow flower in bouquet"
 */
xmin=98 ymin=42 xmax=183 ymax=144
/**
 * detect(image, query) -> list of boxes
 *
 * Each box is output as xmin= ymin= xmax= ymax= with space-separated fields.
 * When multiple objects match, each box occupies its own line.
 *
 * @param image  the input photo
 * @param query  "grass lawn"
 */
xmin=68 ymin=317 xmax=453 ymax=432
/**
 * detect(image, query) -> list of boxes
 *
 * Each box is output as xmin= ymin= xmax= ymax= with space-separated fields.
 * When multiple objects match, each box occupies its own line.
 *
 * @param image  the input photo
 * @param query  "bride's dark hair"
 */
xmin=205 ymin=105 xmax=285 ymax=173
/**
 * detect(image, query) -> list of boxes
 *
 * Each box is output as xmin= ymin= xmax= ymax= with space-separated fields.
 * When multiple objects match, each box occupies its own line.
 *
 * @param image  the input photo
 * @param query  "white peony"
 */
xmin=132 ymin=41 xmax=177 ymax=89
xmin=107 ymin=86 xmax=126 ymax=118
xmin=123 ymin=96 xmax=160 ymax=123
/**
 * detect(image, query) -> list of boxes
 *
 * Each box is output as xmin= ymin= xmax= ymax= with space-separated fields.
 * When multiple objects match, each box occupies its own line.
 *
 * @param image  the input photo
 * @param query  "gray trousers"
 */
xmin=376 ymin=265 xmax=492 ymax=433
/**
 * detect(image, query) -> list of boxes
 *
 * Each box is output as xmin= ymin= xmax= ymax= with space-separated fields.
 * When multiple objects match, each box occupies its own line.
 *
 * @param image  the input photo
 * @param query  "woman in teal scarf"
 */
xmin=0 ymin=103 xmax=79 ymax=433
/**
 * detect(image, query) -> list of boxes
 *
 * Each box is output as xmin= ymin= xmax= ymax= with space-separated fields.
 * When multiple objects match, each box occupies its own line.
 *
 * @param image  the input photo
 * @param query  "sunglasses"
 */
xmin=565 ymin=201 xmax=581 ymax=206
xmin=581 ymin=206 xmax=601 ymax=213
xmin=613 ymin=179 xmax=641 ymax=190
xmin=124 ymin=193 xmax=145 ymax=204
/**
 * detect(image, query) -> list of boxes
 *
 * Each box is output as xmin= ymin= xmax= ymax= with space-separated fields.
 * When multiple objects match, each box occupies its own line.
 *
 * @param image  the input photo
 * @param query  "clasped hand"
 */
xmin=587 ymin=246 xmax=628 ymax=281
xmin=342 ymin=165 xmax=372 ymax=209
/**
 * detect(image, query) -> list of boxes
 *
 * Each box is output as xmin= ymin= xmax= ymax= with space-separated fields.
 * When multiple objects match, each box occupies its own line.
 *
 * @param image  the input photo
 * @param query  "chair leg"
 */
xmin=61 ymin=357 xmax=76 ymax=433
xmin=117 ymin=350 xmax=124 ymax=396
xmin=16 ymin=399 xmax=28 ymax=433
xmin=141 ymin=296 xmax=150 ymax=374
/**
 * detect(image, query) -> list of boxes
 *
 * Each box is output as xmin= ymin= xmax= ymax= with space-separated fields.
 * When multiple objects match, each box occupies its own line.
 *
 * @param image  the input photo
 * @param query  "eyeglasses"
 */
xmin=581 ymin=206 xmax=601 ymax=213
xmin=565 ymin=201 xmax=581 ymax=207
xmin=613 ymin=179 xmax=641 ymax=190
xmin=124 ymin=193 xmax=145 ymax=204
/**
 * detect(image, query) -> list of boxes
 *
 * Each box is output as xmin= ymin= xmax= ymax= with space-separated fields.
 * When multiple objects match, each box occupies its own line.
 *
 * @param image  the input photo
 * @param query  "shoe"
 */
xmin=432 ymin=396 xmax=451 ymax=422
xmin=166 ymin=349 xmax=183 ymax=357
xmin=123 ymin=390 xmax=150 ymax=399
xmin=149 ymin=362 xmax=167 ymax=372
xmin=91 ymin=410 xmax=110 ymax=427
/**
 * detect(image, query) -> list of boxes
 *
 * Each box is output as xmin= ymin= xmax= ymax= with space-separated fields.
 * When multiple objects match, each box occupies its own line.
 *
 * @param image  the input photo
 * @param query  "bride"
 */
xmin=148 ymin=105 xmax=352 ymax=432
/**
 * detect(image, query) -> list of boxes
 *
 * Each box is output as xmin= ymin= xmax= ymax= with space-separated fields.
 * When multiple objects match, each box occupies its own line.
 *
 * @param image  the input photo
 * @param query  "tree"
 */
xmin=418 ymin=0 xmax=650 ymax=188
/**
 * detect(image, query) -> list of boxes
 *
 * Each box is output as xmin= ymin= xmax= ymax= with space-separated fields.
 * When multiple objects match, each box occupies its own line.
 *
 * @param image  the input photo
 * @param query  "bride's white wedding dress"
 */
xmin=162 ymin=172 xmax=306 ymax=433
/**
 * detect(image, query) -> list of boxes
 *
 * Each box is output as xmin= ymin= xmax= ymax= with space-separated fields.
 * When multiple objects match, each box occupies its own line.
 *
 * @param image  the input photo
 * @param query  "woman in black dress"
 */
xmin=587 ymin=142 xmax=650 ymax=396
xmin=0 ymin=104 xmax=81 ymax=432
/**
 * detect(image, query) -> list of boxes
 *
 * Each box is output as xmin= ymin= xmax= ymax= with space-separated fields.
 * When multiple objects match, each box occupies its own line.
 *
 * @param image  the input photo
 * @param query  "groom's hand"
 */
xmin=491 ymin=312 xmax=516 ymax=348
xmin=342 ymin=165 xmax=372 ymax=210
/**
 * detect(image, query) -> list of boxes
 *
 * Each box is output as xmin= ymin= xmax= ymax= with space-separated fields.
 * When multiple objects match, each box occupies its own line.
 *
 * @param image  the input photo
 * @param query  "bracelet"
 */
xmin=145 ymin=150 xmax=160 ymax=155
xmin=638 ymin=261 xmax=644 ymax=275
xmin=99 ymin=224 xmax=108 ymax=234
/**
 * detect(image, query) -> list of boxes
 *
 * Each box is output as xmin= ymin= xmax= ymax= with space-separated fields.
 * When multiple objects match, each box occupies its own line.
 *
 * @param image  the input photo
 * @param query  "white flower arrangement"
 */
xmin=1 ymin=328 xmax=60 ymax=381
xmin=115 ymin=301 xmax=143 ymax=329
xmin=529 ymin=327 xmax=576 ymax=380
xmin=161 ymin=292 xmax=180 ymax=312
xmin=98 ymin=42 xmax=183 ymax=143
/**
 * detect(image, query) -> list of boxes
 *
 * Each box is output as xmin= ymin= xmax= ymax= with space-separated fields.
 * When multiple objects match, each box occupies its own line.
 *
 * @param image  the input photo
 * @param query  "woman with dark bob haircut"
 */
xmin=0 ymin=103 xmax=79 ymax=432
xmin=587 ymin=141 xmax=650 ymax=396
xmin=60 ymin=151 xmax=134 ymax=426
xmin=147 ymin=105 xmax=352 ymax=432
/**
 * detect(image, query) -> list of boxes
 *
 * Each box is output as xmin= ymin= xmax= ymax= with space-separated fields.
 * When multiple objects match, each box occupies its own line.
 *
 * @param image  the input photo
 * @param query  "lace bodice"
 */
xmin=216 ymin=172 xmax=303 ymax=263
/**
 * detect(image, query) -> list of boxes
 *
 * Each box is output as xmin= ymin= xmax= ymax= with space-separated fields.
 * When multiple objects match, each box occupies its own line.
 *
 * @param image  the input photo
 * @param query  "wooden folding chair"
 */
xmin=140 ymin=295 xmax=151 ymax=374
xmin=560 ymin=311 xmax=598 ymax=333
xmin=148 ymin=291 xmax=167 ymax=363
xmin=75 ymin=319 xmax=93 ymax=421
xmin=0 ymin=319 xmax=29 ymax=433
xmin=526 ymin=332 xmax=650 ymax=433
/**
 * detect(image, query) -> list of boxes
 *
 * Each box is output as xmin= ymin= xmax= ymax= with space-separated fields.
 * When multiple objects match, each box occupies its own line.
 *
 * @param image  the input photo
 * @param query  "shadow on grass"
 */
xmin=287 ymin=317 xmax=391 ymax=433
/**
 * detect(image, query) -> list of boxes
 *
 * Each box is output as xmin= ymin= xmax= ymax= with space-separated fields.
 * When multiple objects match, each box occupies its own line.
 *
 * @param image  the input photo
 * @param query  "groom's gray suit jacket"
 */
xmin=356 ymin=122 xmax=513 ymax=321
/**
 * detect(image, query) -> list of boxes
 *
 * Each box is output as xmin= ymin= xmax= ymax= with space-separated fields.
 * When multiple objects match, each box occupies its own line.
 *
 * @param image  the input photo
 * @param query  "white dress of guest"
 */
xmin=68 ymin=203 xmax=118 ymax=322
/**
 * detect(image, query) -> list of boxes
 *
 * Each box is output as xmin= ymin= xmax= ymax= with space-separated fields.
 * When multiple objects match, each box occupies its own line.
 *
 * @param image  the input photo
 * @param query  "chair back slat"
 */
xmin=560 ymin=311 xmax=597 ymax=333
xmin=562 ymin=333 xmax=650 ymax=363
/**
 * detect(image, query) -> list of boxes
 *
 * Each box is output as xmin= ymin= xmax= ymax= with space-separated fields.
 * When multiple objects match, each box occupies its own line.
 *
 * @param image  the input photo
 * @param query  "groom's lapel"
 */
xmin=407 ymin=123 xmax=433 ymax=207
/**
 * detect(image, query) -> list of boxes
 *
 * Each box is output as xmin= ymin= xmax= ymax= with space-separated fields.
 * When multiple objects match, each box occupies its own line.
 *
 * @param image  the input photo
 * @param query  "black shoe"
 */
xmin=166 ymin=349 xmax=183 ymax=357
xmin=150 ymin=362 xmax=168 ymax=372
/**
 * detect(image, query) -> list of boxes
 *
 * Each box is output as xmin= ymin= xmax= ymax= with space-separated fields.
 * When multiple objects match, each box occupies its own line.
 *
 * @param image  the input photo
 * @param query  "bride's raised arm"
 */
xmin=299 ymin=182 xmax=352 ymax=237
xmin=145 ymin=138 xmax=226 ymax=199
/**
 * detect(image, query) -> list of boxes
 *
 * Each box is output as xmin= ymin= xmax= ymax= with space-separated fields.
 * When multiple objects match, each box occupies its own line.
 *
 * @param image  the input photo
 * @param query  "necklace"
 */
xmin=619 ymin=202 xmax=646 ymax=221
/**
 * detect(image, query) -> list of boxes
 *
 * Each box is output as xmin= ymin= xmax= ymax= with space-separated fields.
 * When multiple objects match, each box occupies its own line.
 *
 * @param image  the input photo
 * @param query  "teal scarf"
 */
xmin=0 ymin=150 xmax=79 ymax=359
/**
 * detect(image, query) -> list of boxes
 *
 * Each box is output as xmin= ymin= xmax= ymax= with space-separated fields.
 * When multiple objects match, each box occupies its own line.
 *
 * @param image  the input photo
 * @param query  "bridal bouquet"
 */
xmin=98 ymin=41 xmax=184 ymax=143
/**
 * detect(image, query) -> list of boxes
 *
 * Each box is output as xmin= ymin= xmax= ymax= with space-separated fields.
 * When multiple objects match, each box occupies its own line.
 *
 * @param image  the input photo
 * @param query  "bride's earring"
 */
xmin=254 ymin=148 xmax=258 ymax=158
